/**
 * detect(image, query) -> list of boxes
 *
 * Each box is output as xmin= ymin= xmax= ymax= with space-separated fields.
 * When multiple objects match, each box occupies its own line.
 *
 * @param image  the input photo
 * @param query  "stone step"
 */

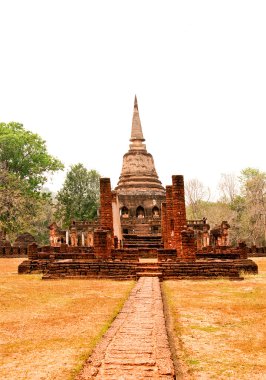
xmin=137 ymin=265 xmax=160 ymax=270
xmin=123 ymin=234 xmax=162 ymax=239
xmin=136 ymin=272 xmax=162 ymax=277
xmin=123 ymin=244 xmax=163 ymax=249
xmin=123 ymin=239 xmax=161 ymax=242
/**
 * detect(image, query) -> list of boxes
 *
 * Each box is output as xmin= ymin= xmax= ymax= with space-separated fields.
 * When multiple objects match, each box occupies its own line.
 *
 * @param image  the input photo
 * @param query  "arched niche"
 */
xmin=136 ymin=206 xmax=145 ymax=218
xmin=120 ymin=206 xmax=129 ymax=218
xmin=152 ymin=206 xmax=160 ymax=218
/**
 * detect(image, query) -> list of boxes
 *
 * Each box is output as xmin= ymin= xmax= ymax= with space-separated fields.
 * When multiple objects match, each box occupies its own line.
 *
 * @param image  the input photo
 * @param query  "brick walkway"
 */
xmin=77 ymin=277 xmax=175 ymax=379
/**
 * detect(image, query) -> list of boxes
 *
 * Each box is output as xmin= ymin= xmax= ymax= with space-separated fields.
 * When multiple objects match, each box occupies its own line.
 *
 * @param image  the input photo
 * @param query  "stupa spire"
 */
xmin=130 ymin=95 xmax=146 ymax=150
xmin=134 ymin=94 xmax=138 ymax=110
xmin=115 ymin=96 xmax=165 ymax=193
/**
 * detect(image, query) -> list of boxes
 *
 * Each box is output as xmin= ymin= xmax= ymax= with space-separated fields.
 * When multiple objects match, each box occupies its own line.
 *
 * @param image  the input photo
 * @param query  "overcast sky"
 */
xmin=1 ymin=0 xmax=265 ymax=199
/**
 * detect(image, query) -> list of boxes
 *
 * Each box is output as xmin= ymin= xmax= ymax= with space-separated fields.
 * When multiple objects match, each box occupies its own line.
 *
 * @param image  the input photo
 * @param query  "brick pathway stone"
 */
xmin=77 ymin=277 xmax=175 ymax=379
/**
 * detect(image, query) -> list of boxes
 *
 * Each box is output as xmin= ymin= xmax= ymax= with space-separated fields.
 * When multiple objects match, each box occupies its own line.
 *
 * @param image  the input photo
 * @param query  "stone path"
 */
xmin=77 ymin=277 xmax=175 ymax=379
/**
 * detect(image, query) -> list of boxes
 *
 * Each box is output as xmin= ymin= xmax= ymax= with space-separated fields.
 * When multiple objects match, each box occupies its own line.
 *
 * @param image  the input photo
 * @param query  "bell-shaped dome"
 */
xmin=115 ymin=96 xmax=165 ymax=194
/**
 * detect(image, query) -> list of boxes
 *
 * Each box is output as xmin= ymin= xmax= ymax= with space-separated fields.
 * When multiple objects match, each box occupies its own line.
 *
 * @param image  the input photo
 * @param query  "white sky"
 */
xmin=1 ymin=0 xmax=265 ymax=199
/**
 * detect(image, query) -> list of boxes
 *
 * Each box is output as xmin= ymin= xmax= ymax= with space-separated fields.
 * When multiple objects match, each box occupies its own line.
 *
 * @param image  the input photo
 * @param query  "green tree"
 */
xmin=186 ymin=169 xmax=266 ymax=247
xmin=0 ymin=122 xmax=64 ymax=241
xmin=238 ymin=168 xmax=266 ymax=245
xmin=0 ymin=168 xmax=54 ymax=242
xmin=218 ymin=168 xmax=266 ymax=246
xmin=55 ymin=164 xmax=100 ymax=227
xmin=229 ymin=195 xmax=246 ymax=245
xmin=0 ymin=168 xmax=27 ymax=237
xmin=26 ymin=188 xmax=56 ymax=245
xmin=0 ymin=122 xmax=64 ymax=191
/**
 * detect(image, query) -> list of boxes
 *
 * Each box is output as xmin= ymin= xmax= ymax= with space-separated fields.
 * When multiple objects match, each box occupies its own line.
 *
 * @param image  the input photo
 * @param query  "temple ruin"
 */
xmin=115 ymin=96 xmax=165 ymax=242
xmin=18 ymin=97 xmax=258 ymax=279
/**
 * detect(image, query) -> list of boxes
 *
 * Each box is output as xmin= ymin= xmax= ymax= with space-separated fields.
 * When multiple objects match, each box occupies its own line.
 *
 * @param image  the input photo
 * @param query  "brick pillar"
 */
xmin=172 ymin=175 xmax=187 ymax=254
xmin=161 ymin=202 xmax=167 ymax=247
xmin=12 ymin=247 xmax=19 ymax=256
xmin=28 ymin=243 xmax=38 ymax=260
xmin=100 ymin=178 xmax=114 ymax=234
xmin=180 ymin=229 xmax=196 ymax=261
xmin=94 ymin=229 xmax=112 ymax=259
xmin=4 ymin=244 xmax=11 ymax=256
xmin=239 ymin=242 xmax=248 ymax=259
xmin=60 ymin=243 xmax=68 ymax=253
xmin=165 ymin=185 xmax=174 ymax=248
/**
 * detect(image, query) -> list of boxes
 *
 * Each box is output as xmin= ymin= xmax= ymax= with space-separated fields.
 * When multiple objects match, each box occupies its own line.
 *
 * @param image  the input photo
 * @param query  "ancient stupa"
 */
xmin=115 ymin=96 xmax=166 ymax=238
xmin=18 ymin=95 xmax=258 ymax=282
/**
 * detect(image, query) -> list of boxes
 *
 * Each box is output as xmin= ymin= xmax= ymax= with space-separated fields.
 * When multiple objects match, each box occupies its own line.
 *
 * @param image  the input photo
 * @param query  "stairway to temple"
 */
xmin=123 ymin=234 xmax=163 ymax=249
xmin=136 ymin=261 xmax=163 ymax=279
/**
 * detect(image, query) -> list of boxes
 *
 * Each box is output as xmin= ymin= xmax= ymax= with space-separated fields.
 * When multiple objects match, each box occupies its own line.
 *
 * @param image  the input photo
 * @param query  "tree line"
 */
xmin=185 ymin=169 xmax=266 ymax=246
xmin=0 ymin=122 xmax=100 ymax=244
xmin=0 ymin=122 xmax=265 ymax=246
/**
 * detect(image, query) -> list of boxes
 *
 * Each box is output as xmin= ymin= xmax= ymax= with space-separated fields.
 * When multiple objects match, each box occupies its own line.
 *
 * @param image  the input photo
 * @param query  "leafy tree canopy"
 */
xmin=186 ymin=168 xmax=266 ymax=246
xmin=0 ymin=122 xmax=64 ymax=191
xmin=238 ymin=168 xmax=266 ymax=245
xmin=0 ymin=122 xmax=64 ymax=240
xmin=55 ymin=164 xmax=100 ymax=227
xmin=0 ymin=168 xmax=54 ymax=242
xmin=239 ymin=168 xmax=266 ymax=199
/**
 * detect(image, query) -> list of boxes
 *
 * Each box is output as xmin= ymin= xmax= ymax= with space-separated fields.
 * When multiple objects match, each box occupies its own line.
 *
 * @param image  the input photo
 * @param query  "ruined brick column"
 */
xmin=161 ymin=202 xmax=167 ymax=247
xmin=12 ymin=247 xmax=19 ymax=256
xmin=165 ymin=185 xmax=174 ymax=248
xmin=94 ymin=178 xmax=114 ymax=259
xmin=28 ymin=243 xmax=38 ymax=260
xmin=239 ymin=242 xmax=248 ymax=259
xmin=4 ymin=243 xmax=11 ymax=256
xmin=172 ymin=175 xmax=187 ymax=254
xmin=181 ymin=229 xmax=196 ymax=261
xmin=100 ymin=178 xmax=114 ymax=234
xmin=60 ymin=243 xmax=68 ymax=253
xmin=94 ymin=229 xmax=112 ymax=259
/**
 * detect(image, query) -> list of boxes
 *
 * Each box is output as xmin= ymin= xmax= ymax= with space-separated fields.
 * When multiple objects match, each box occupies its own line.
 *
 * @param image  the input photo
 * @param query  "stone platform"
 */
xmin=18 ymin=254 xmax=258 ymax=280
xmin=77 ymin=277 xmax=175 ymax=379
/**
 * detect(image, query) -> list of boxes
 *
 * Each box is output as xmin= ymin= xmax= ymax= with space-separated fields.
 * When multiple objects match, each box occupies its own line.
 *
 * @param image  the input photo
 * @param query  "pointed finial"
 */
xmin=130 ymin=95 xmax=146 ymax=150
xmin=134 ymin=95 xmax=138 ymax=110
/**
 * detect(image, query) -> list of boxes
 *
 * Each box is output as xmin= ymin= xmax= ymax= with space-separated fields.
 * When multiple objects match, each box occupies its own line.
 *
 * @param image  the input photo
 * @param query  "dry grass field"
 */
xmin=163 ymin=258 xmax=266 ymax=380
xmin=1 ymin=258 xmax=265 ymax=380
xmin=0 ymin=258 xmax=134 ymax=380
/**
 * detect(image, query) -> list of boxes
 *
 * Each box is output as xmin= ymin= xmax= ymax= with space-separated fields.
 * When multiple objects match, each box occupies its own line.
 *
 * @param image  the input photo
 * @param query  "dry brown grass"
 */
xmin=163 ymin=258 xmax=266 ymax=379
xmin=0 ymin=258 xmax=134 ymax=380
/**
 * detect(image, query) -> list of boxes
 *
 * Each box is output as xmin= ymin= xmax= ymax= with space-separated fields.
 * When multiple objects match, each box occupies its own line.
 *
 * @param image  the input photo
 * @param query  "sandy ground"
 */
xmin=0 ymin=258 xmax=134 ymax=380
xmin=163 ymin=257 xmax=266 ymax=380
xmin=1 ymin=257 xmax=265 ymax=379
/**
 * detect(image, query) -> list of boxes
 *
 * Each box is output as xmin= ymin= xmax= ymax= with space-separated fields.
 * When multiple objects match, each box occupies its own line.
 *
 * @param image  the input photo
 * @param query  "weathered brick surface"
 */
xmin=165 ymin=186 xmax=174 ymax=249
xmin=94 ymin=229 xmax=112 ymax=259
xmin=122 ymin=235 xmax=163 ymax=249
xmin=18 ymin=248 xmax=258 ymax=279
xmin=158 ymin=249 xmax=178 ymax=262
xmin=161 ymin=201 xmax=167 ymax=247
xmin=93 ymin=178 xmax=114 ymax=259
xmin=27 ymin=243 xmax=38 ymax=260
xmin=180 ymin=229 xmax=196 ymax=261
xmin=77 ymin=277 xmax=175 ymax=379
xmin=100 ymin=178 xmax=114 ymax=233
xmin=0 ymin=245 xmax=32 ymax=257
xmin=172 ymin=175 xmax=187 ymax=254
